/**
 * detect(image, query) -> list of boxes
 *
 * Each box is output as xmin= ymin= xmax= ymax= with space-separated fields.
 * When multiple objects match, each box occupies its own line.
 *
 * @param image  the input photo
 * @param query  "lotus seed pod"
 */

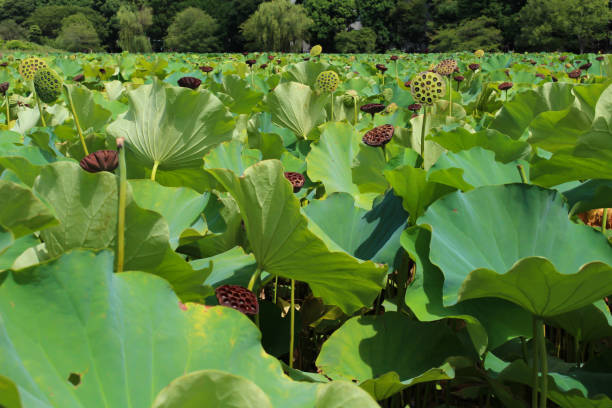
xmin=434 ymin=59 xmax=457 ymax=76
xmin=177 ymin=76 xmax=201 ymax=89
xmin=410 ymin=71 xmax=446 ymax=105
xmin=0 ymin=82 xmax=8 ymax=95
xmin=33 ymin=67 xmax=63 ymax=103
xmin=215 ymin=285 xmax=259 ymax=315
xmin=18 ymin=57 xmax=48 ymax=81
xmin=310 ymin=45 xmax=322 ymax=57
xmin=342 ymin=92 xmax=357 ymax=107
xmin=382 ymin=87 xmax=393 ymax=102
xmin=362 ymin=124 xmax=394 ymax=147
xmin=498 ymin=82 xmax=513 ymax=91
xmin=79 ymin=150 xmax=119 ymax=173
xmin=474 ymin=49 xmax=485 ymax=58
xmin=360 ymin=103 xmax=385 ymax=117
xmin=386 ymin=102 xmax=398 ymax=114
xmin=316 ymin=70 xmax=339 ymax=93
xmin=284 ymin=172 xmax=305 ymax=192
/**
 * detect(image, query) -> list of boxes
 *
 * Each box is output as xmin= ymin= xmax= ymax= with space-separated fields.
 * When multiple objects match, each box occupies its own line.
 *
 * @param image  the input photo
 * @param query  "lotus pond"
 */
xmin=0 ymin=50 xmax=611 ymax=408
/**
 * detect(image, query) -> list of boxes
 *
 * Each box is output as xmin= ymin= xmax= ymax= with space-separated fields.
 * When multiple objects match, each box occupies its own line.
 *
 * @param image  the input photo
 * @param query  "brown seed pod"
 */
xmin=177 ymin=76 xmax=202 ymax=89
xmin=79 ymin=150 xmax=119 ymax=173
xmin=498 ymin=82 xmax=513 ymax=91
xmin=215 ymin=285 xmax=259 ymax=315
xmin=376 ymin=64 xmax=388 ymax=72
xmin=578 ymin=208 xmax=612 ymax=230
xmin=434 ymin=59 xmax=457 ymax=76
xmin=260 ymin=63 xmax=268 ymax=69
xmin=360 ymin=103 xmax=386 ymax=117
xmin=0 ymin=82 xmax=8 ymax=95
xmin=408 ymin=103 xmax=422 ymax=112
xmin=390 ymin=55 xmax=399 ymax=61
xmin=535 ymin=73 xmax=545 ymax=79
xmin=559 ymin=55 xmax=567 ymax=62
xmin=73 ymin=74 xmax=85 ymax=82
xmin=200 ymin=65 xmax=213 ymax=73
xmin=453 ymin=75 xmax=464 ymax=82
xmin=468 ymin=63 xmax=480 ymax=71
xmin=284 ymin=172 xmax=305 ymax=192
xmin=568 ymin=69 xmax=582 ymax=79
xmin=246 ymin=59 xmax=256 ymax=66
xmin=596 ymin=56 xmax=604 ymax=62
xmin=362 ymin=124 xmax=394 ymax=147
xmin=580 ymin=62 xmax=592 ymax=70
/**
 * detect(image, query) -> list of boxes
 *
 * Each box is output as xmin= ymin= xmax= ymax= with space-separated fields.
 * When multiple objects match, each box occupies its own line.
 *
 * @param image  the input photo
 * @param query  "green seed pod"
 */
xmin=18 ymin=57 xmax=48 ymax=81
xmin=316 ymin=70 xmax=339 ymax=93
xmin=310 ymin=45 xmax=322 ymax=57
xmin=410 ymin=71 xmax=446 ymax=105
xmin=382 ymin=87 xmax=393 ymax=102
xmin=342 ymin=90 xmax=358 ymax=107
xmin=34 ymin=67 xmax=63 ymax=103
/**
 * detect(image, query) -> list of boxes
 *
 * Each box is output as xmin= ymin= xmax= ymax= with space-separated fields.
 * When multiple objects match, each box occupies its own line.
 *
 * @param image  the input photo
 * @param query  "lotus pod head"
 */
xmin=215 ymin=285 xmax=259 ymax=315
xmin=33 ymin=67 xmax=63 ymax=103
xmin=434 ymin=59 xmax=457 ymax=76
xmin=360 ymin=103 xmax=385 ymax=117
xmin=362 ymin=124 xmax=394 ymax=147
xmin=310 ymin=45 xmax=322 ymax=57
xmin=474 ymin=49 xmax=485 ymax=58
xmin=316 ymin=70 xmax=339 ymax=93
xmin=0 ymin=82 xmax=8 ymax=95
xmin=284 ymin=172 xmax=305 ymax=192
xmin=18 ymin=57 xmax=48 ymax=81
xmin=79 ymin=150 xmax=119 ymax=173
xmin=410 ymin=71 xmax=446 ymax=105
xmin=177 ymin=76 xmax=202 ymax=89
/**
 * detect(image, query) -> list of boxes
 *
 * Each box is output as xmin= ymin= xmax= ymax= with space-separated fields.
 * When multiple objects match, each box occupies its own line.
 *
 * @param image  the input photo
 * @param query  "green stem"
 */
xmin=602 ymin=208 xmax=608 ymax=235
xmin=330 ymin=92 xmax=334 ymax=121
xmin=289 ymin=279 xmax=295 ymax=368
xmin=65 ymin=88 xmax=89 ymax=156
xmin=34 ymin=93 xmax=46 ymax=127
xmin=448 ymin=77 xmax=452 ymax=117
xmin=538 ymin=321 xmax=548 ymax=408
xmin=247 ymin=267 xmax=262 ymax=292
xmin=116 ymin=142 xmax=127 ymax=272
xmin=420 ymin=107 xmax=428 ymax=167
xmin=273 ymin=275 xmax=278 ymax=304
xmin=395 ymin=60 xmax=399 ymax=83
xmin=520 ymin=336 xmax=529 ymax=363
xmin=353 ymin=97 xmax=358 ymax=124
xmin=250 ymin=67 xmax=254 ymax=88
xmin=150 ymin=160 xmax=159 ymax=181
xmin=532 ymin=317 xmax=540 ymax=408
xmin=4 ymin=93 xmax=9 ymax=125
xmin=517 ymin=164 xmax=528 ymax=184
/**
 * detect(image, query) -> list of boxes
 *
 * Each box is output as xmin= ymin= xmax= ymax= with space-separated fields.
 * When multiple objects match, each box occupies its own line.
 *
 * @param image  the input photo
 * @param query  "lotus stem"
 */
xmin=34 ymin=93 xmax=46 ymax=127
xmin=538 ymin=320 xmax=548 ymax=408
xmin=353 ymin=97 xmax=358 ymax=124
xmin=151 ymin=160 xmax=159 ymax=181
xmin=394 ymin=60 xmax=399 ymax=83
xmin=532 ymin=317 xmax=540 ymax=408
xmin=448 ymin=77 xmax=452 ymax=117
xmin=517 ymin=164 xmax=528 ymax=184
xmin=521 ymin=336 xmax=529 ymax=363
xmin=602 ymin=208 xmax=608 ymax=235
xmin=65 ymin=88 xmax=89 ymax=156
xmin=420 ymin=107 xmax=428 ymax=167
xmin=250 ymin=66 xmax=254 ymax=88
xmin=116 ymin=139 xmax=127 ymax=272
xmin=4 ymin=93 xmax=9 ymax=125
xmin=289 ymin=278 xmax=295 ymax=368
xmin=247 ymin=267 xmax=261 ymax=292
xmin=273 ymin=275 xmax=278 ymax=304
xmin=330 ymin=92 xmax=334 ymax=121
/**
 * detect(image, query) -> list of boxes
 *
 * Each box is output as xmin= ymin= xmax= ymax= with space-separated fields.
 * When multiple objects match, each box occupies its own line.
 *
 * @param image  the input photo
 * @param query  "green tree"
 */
xmin=116 ymin=4 xmax=153 ymax=52
xmin=27 ymin=24 xmax=42 ymax=43
xmin=241 ymin=0 xmax=313 ymax=52
xmin=354 ymin=0 xmax=396 ymax=51
xmin=429 ymin=16 xmax=503 ymax=52
xmin=25 ymin=6 xmax=109 ymax=46
xmin=303 ymin=0 xmax=357 ymax=52
xmin=0 ymin=19 xmax=27 ymax=40
xmin=389 ymin=0 xmax=429 ymax=51
xmin=0 ymin=0 xmax=38 ymax=24
xmin=518 ymin=0 xmax=611 ymax=53
xmin=56 ymin=13 xmax=101 ymax=51
xmin=164 ymin=7 xmax=220 ymax=52
xmin=334 ymin=27 xmax=377 ymax=53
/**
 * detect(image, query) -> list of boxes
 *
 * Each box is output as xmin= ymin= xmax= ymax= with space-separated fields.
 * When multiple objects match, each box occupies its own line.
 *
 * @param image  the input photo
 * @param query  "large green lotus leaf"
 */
xmin=547 ymin=300 xmax=612 ymax=343
xmin=0 ymin=250 xmax=376 ymax=408
xmin=129 ymin=180 xmax=209 ymax=249
xmin=151 ymin=370 xmax=272 ymax=408
xmin=221 ymin=75 xmax=264 ymax=114
xmin=302 ymin=192 xmax=407 ymax=269
xmin=384 ymin=165 xmax=456 ymax=224
xmin=203 ymin=139 xmax=262 ymax=176
xmin=0 ymin=235 xmax=39 ymax=271
xmin=418 ymin=184 xmax=612 ymax=315
xmin=306 ymin=122 xmax=380 ymax=209
xmin=528 ymin=106 xmax=592 ymax=153
xmin=0 ymin=180 xmax=57 ymax=241
xmin=63 ymin=84 xmax=112 ymax=133
xmin=428 ymin=147 xmax=527 ymax=190
xmin=151 ymin=167 xmax=218 ymax=194
xmin=0 ymin=143 xmax=58 ymax=187
xmin=0 ymin=375 xmax=22 ymax=408
xmin=351 ymin=144 xmax=388 ymax=197
xmin=562 ymin=179 xmax=612 ymax=214
xmin=429 ymin=127 xmax=530 ymax=163
xmin=314 ymin=381 xmax=380 ymax=408
xmin=264 ymin=82 xmax=327 ymax=140
xmin=530 ymin=151 xmax=612 ymax=187
xmin=485 ymin=354 xmax=612 ymax=408
xmin=489 ymin=82 xmax=574 ymax=139
xmin=316 ymin=312 xmax=472 ymax=400
xmin=33 ymin=162 xmax=210 ymax=301
xmin=190 ymin=246 xmax=257 ymax=288
xmin=401 ymin=226 xmax=532 ymax=355
xmin=208 ymin=160 xmax=387 ymax=314
xmin=282 ymin=61 xmax=330 ymax=88
xmin=106 ymin=79 xmax=234 ymax=170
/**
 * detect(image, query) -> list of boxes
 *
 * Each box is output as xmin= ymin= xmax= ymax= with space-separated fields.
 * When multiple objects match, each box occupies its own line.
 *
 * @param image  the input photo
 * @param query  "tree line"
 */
xmin=0 ymin=0 xmax=609 ymax=53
